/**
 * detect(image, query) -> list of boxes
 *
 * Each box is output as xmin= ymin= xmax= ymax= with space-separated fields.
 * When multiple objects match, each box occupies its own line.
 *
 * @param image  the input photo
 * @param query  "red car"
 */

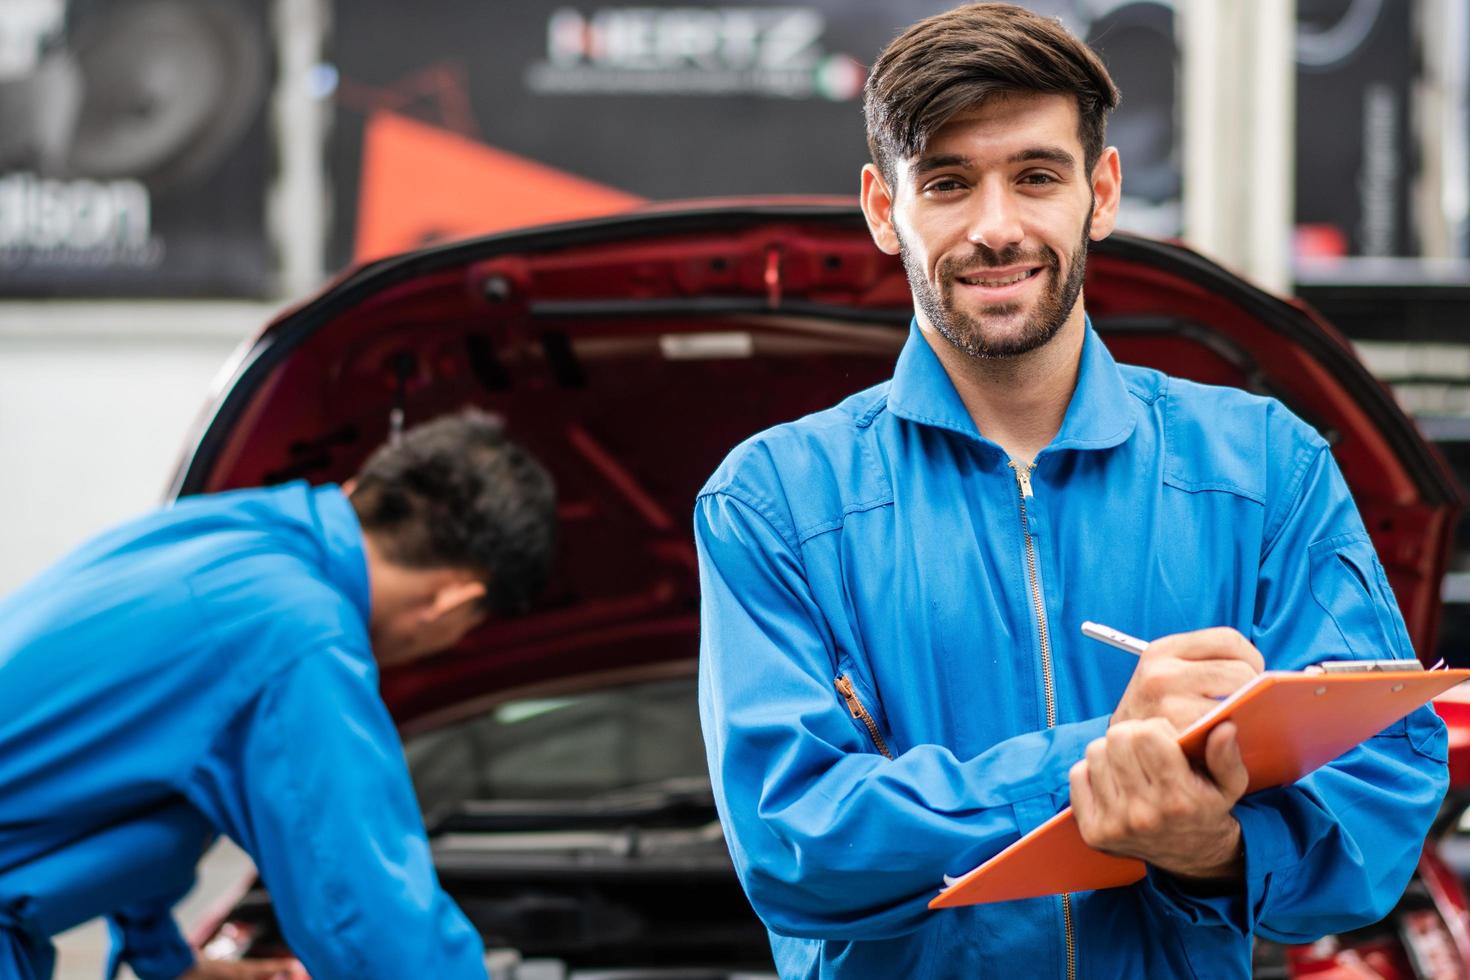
xmin=173 ymin=201 xmax=1468 ymax=979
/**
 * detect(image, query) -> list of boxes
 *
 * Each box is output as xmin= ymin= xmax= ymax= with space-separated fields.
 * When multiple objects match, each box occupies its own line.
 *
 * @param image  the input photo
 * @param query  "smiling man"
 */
xmin=695 ymin=4 xmax=1448 ymax=978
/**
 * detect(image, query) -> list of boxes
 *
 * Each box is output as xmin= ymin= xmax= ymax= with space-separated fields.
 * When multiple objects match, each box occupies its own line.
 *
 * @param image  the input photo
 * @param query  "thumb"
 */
xmin=1204 ymin=722 xmax=1249 ymax=802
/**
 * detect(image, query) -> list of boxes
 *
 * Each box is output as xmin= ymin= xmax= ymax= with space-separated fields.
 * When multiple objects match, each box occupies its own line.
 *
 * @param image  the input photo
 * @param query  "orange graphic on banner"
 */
xmin=355 ymin=111 xmax=643 ymax=262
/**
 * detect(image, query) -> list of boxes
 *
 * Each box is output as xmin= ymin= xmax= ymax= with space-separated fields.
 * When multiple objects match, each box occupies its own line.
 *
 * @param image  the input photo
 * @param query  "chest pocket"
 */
xmin=1307 ymin=530 xmax=1410 ymax=661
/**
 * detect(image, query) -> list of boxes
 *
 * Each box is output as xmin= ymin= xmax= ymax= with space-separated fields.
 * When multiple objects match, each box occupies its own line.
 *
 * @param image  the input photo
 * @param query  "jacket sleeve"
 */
xmin=18 ymin=800 xmax=210 ymax=980
xmin=105 ymin=901 xmax=195 ymax=980
xmin=696 ymin=489 xmax=1108 ymax=940
xmin=1141 ymin=439 xmax=1449 ymax=942
xmin=224 ymin=647 xmax=487 ymax=979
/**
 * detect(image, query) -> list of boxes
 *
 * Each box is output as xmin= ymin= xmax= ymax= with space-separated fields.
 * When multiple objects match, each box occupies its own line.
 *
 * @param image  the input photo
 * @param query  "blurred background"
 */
xmin=1 ymin=0 xmax=1467 ymax=974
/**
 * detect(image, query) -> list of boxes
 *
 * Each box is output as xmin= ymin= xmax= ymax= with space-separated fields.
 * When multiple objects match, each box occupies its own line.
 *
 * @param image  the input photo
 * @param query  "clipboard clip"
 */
xmin=1304 ymin=658 xmax=1436 ymax=674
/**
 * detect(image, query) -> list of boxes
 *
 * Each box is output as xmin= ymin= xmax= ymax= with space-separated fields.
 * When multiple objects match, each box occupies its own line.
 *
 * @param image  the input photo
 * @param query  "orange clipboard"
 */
xmin=930 ymin=667 xmax=1470 ymax=909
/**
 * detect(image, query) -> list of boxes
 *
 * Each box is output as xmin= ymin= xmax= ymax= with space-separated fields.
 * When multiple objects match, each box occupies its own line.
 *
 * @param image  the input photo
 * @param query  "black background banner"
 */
xmin=0 ymin=0 xmax=1427 ymax=295
xmin=328 ymin=0 xmax=915 ymax=267
xmin=327 ymin=0 xmax=1182 ymax=269
xmin=0 ymin=0 xmax=275 ymax=297
xmin=1295 ymin=0 xmax=1415 ymax=258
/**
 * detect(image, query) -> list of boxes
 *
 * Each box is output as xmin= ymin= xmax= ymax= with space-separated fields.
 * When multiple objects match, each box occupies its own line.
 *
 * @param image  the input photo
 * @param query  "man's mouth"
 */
xmin=955 ymin=266 xmax=1042 ymax=288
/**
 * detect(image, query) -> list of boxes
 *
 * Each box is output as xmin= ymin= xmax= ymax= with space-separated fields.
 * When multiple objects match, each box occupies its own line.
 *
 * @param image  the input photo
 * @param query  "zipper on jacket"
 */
xmin=1008 ymin=460 xmax=1055 ymax=727
xmin=835 ymin=675 xmax=894 ymax=760
xmin=1007 ymin=459 xmax=1075 ymax=980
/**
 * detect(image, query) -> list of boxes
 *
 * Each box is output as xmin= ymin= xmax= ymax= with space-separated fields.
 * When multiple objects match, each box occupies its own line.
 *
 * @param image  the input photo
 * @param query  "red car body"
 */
xmin=172 ymin=201 xmax=1470 ymax=978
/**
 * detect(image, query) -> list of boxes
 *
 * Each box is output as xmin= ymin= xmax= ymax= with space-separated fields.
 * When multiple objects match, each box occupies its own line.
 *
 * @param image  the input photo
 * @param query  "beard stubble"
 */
xmin=899 ymin=210 xmax=1093 ymax=360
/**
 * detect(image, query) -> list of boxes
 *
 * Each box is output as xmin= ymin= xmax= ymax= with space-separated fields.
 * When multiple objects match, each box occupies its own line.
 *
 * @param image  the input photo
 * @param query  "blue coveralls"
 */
xmin=0 ymin=484 xmax=487 ymax=979
xmin=696 ymin=320 xmax=1450 ymax=979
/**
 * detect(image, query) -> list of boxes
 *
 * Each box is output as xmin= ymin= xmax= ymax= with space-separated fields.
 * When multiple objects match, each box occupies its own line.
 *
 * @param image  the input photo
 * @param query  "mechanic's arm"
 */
xmin=58 ymin=802 xmax=208 ymax=980
xmin=228 ymin=647 xmax=488 ymax=980
xmin=1139 ymin=438 xmax=1448 ymax=941
xmin=105 ymin=903 xmax=194 ymax=980
xmin=0 ymin=796 xmax=213 ymax=980
xmin=696 ymin=490 xmax=1109 ymax=940
xmin=109 ymin=904 xmax=297 ymax=980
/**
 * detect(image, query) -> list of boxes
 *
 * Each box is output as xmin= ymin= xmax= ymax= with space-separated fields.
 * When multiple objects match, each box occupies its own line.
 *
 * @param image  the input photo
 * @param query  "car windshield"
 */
xmin=403 ymin=674 xmax=708 ymax=814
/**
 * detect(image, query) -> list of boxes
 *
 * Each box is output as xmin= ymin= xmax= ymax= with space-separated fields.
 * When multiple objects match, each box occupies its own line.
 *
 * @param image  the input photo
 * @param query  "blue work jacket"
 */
xmin=695 ymin=320 xmax=1449 ymax=979
xmin=0 ymin=484 xmax=486 ymax=980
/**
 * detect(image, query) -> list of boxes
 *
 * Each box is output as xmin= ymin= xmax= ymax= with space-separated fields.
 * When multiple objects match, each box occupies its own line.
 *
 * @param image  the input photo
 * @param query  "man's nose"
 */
xmin=965 ymin=181 xmax=1024 ymax=253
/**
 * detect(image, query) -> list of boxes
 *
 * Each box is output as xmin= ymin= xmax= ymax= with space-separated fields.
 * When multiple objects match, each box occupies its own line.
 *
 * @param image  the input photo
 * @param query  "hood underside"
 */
xmin=169 ymin=201 xmax=1462 ymax=724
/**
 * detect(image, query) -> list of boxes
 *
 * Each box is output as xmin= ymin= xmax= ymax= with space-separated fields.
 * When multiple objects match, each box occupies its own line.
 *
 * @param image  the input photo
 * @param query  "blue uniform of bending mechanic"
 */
xmin=696 ymin=320 xmax=1449 ymax=979
xmin=0 ymin=483 xmax=486 ymax=979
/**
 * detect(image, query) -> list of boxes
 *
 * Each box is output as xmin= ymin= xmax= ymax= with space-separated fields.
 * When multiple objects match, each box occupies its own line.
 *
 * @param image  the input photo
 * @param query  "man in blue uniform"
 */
xmin=0 ymin=409 xmax=556 ymax=979
xmin=696 ymin=5 xmax=1448 ymax=978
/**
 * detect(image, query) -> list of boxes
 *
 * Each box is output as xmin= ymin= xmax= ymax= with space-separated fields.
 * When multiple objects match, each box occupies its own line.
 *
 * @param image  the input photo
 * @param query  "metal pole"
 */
xmin=1180 ymin=0 xmax=1297 ymax=293
xmin=1416 ymin=0 xmax=1470 ymax=259
xmin=269 ymin=0 xmax=330 ymax=297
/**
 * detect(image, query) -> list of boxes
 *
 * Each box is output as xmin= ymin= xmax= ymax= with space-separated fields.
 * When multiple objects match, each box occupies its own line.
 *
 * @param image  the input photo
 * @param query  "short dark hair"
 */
xmin=864 ymin=3 xmax=1120 ymax=184
xmin=349 ymin=409 xmax=556 ymax=614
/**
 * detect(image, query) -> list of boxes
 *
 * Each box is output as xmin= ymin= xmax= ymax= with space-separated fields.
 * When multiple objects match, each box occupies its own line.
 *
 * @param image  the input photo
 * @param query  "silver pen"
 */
xmin=1080 ymin=621 xmax=1149 ymax=656
xmin=1081 ymin=621 xmax=1430 ymax=674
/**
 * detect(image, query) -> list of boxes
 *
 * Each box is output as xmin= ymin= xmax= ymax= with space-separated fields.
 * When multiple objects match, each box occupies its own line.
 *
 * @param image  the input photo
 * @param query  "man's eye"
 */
xmin=924 ymin=179 xmax=966 ymax=195
xmin=1020 ymin=172 xmax=1059 ymax=186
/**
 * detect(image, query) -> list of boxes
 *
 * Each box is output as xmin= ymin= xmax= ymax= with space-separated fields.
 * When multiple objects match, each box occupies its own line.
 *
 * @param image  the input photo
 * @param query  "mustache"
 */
xmin=941 ymin=245 xmax=1059 ymax=279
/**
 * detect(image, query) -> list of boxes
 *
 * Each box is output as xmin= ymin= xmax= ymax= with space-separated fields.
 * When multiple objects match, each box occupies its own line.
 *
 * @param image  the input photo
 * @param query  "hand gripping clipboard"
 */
xmin=930 ymin=666 xmax=1470 ymax=909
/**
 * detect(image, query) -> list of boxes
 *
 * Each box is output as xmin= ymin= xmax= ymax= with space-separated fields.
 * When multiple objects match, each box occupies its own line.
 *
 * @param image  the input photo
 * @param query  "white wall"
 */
xmin=0 ymin=302 xmax=273 ymax=595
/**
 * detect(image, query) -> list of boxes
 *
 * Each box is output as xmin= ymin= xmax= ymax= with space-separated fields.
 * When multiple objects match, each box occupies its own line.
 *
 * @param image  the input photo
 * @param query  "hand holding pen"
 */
xmin=1072 ymin=622 xmax=1256 ymax=881
xmin=1082 ymin=621 xmax=1264 ymax=732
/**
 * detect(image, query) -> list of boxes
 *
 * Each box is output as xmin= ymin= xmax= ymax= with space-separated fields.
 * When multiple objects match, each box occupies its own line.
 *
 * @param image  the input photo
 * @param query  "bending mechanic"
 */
xmin=0 ymin=410 xmax=555 ymax=979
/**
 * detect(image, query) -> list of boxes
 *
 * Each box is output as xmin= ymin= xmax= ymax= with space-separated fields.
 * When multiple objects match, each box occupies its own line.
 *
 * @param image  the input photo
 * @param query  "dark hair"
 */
xmin=349 ymin=409 xmax=557 ymax=614
xmin=864 ymin=3 xmax=1120 ymax=184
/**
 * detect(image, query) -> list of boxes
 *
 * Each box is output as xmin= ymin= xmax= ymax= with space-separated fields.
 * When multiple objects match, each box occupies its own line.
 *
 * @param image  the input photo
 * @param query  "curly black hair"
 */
xmin=348 ymin=409 xmax=556 ymax=614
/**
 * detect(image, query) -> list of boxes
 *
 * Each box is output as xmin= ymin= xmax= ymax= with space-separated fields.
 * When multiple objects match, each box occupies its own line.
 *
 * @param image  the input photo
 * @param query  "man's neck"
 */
xmin=918 ymin=310 xmax=1087 ymax=463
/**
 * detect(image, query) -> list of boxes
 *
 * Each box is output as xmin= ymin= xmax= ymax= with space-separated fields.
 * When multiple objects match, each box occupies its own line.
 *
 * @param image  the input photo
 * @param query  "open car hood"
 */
xmin=168 ymin=200 xmax=1463 ymax=726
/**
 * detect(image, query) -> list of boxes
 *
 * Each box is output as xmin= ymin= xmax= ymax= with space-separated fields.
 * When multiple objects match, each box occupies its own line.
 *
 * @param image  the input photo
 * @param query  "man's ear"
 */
xmin=1088 ymin=146 xmax=1122 ymax=241
xmin=860 ymin=163 xmax=901 ymax=256
xmin=341 ymin=477 xmax=357 ymax=495
xmin=425 ymin=578 xmax=488 ymax=621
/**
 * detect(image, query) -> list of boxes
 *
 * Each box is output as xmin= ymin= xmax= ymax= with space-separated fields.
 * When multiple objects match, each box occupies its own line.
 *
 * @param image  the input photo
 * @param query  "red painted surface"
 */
xmin=1419 ymin=845 xmax=1470 ymax=971
xmin=1439 ymin=699 xmax=1470 ymax=789
xmin=175 ymin=205 xmax=1460 ymax=726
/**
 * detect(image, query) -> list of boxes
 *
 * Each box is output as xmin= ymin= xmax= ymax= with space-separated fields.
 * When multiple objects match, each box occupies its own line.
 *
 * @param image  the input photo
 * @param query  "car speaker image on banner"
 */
xmin=328 ymin=0 xmax=1183 ymax=268
xmin=1294 ymin=0 xmax=1415 ymax=258
xmin=0 ymin=0 xmax=274 ymax=297
xmin=1080 ymin=1 xmax=1179 ymax=238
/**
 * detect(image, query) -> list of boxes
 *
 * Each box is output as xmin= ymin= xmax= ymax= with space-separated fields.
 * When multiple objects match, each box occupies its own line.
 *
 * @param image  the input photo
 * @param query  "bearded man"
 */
xmin=693 ymin=4 xmax=1447 ymax=978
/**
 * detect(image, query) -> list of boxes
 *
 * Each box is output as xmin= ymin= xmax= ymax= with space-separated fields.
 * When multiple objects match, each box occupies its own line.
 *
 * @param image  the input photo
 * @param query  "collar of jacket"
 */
xmin=885 ymin=314 xmax=1140 ymax=457
xmin=311 ymin=483 xmax=373 ymax=626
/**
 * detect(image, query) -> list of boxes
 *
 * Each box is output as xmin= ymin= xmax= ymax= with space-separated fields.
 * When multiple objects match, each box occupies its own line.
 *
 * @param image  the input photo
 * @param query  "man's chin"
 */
xmin=940 ymin=315 xmax=1048 ymax=359
xmin=949 ymin=299 xmax=1028 ymax=333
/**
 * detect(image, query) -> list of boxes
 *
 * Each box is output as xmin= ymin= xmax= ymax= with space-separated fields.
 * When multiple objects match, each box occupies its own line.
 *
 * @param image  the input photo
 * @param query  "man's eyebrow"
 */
xmin=910 ymin=147 xmax=1078 ymax=177
xmin=1007 ymin=146 xmax=1076 ymax=169
xmin=911 ymin=153 xmax=973 ymax=176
